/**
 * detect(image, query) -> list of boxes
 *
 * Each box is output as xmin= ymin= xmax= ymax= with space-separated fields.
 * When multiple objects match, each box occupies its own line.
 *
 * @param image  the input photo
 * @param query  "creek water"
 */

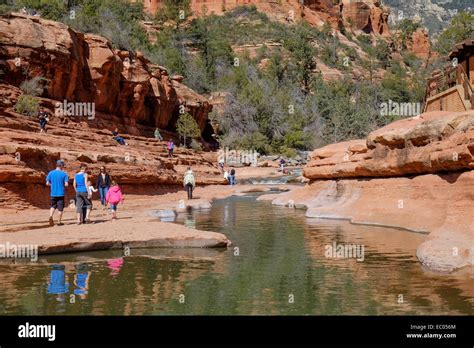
xmin=0 ymin=194 xmax=472 ymax=315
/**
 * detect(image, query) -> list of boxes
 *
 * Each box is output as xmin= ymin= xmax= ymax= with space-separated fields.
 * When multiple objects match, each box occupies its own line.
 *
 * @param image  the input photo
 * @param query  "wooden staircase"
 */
xmin=424 ymin=64 xmax=474 ymax=112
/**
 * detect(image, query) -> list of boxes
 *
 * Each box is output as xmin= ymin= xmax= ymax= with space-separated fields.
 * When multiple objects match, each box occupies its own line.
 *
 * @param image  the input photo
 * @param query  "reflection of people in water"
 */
xmin=47 ymin=264 xmax=69 ymax=300
xmin=184 ymin=212 xmax=195 ymax=229
xmin=73 ymin=264 xmax=91 ymax=299
xmin=107 ymin=257 xmax=124 ymax=277
xmin=223 ymin=202 xmax=236 ymax=226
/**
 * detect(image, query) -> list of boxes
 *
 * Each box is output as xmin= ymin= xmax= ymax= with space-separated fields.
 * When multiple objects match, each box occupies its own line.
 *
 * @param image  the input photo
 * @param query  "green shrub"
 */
xmin=190 ymin=139 xmax=203 ymax=151
xmin=15 ymin=95 xmax=40 ymax=116
xmin=279 ymin=146 xmax=297 ymax=159
xmin=19 ymin=76 xmax=46 ymax=96
xmin=374 ymin=39 xmax=391 ymax=68
xmin=434 ymin=11 xmax=474 ymax=54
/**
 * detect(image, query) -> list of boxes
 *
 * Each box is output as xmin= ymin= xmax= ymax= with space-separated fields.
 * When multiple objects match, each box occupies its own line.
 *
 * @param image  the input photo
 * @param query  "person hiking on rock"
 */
xmin=112 ymin=128 xmax=127 ymax=146
xmin=74 ymin=163 xmax=92 ymax=224
xmin=183 ymin=167 xmax=195 ymax=200
xmin=229 ymin=168 xmax=236 ymax=187
xmin=167 ymin=139 xmax=174 ymax=158
xmin=154 ymin=128 xmax=163 ymax=141
xmin=46 ymin=159 xmax=69 ymax=226
xmin=38 ymin=107 xmax=49 ymax=134
xmin=279 ymin=158 xmax=286 ymax=172
xmin=106 ymin=181 xmax=124 ymax=220
xmin=218 ymin=159 xmax=225 ymax=173
xmin=96 ymin=166 xmax=111 ymax=209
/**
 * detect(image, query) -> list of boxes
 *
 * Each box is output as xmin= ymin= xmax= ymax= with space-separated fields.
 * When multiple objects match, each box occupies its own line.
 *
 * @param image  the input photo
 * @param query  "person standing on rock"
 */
xmin=167 ymin=139 xmax=174 ymax=158
xmin=229 ymin=168 xmax=236 ymax=187
xmin=38 ymin=107 xmax=49 ymax=134
xmin=154 ymin=128 xmax=163 ymax=141
xmin=183 ymin=167 xmax=195 ymax=200
xmin=106 ymin=181 xmax=124 ymax=220
xmin=46 ymin=159 xmax=69 ymax=226
xmin=279 ymin=158 xmax=286 ymax=172
xmin=74 ymin=163 xmax=92 ymax=224
xmin=96 ymin=166 xmax=111 ymax=210
xmin=218 ymin=159 xmax=225 ymax=173
xmin=87 ymin=179 xmax=98 ymax=216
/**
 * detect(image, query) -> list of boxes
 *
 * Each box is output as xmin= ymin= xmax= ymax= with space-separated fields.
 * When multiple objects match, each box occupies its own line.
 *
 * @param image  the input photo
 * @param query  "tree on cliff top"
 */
xmin=434 ymin=11 xmax=474 ymax=55
xmin=176 ymin=112 xmax=201 ymax=147
xmin=155 ymin=0 xmax=191 ymax=27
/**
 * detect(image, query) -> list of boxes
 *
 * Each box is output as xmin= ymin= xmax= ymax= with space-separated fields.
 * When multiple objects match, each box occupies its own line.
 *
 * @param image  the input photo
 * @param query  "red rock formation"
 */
xmin=304 ymin=111 xmax=474 ymax=179
xmin=406 ymin=27 xmax=431 ymax=59
xmin=273 ymin=110 xmax=474 ymax=271
xmin=0 ymin=108 xmax=224 ymax=210
xmin=341 ymin=0 xmax=390 ymax=36
xmin=0 ymin=13 xmax=223 ymax=210
xmin=136 ymin=0 xmax=391 ymax=34
xmin=0 ymin=13 xmax=212 ymax=136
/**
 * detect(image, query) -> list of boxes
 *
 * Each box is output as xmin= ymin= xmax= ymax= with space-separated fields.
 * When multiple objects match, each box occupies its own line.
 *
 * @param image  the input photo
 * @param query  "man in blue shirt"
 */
xmin=46 ymin=160 xmax=69 ymax=226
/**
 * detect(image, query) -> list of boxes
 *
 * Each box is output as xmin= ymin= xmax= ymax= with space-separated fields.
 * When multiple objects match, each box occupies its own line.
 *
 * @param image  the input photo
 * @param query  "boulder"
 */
xmin=304 ymin=111 xmax=474 ymax=179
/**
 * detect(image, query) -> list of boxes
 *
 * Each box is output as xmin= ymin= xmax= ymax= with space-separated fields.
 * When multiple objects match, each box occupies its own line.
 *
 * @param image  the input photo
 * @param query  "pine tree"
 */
xmin=176 ymin=112 xmax=201 ymax=147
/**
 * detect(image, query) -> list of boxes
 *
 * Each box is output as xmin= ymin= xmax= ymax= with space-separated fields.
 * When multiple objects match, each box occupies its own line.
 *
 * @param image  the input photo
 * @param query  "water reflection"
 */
xmin=107 ymin=258 xmax=124 ymax=277
xmin=73 ymin=264 xmax=91 ymax=298
xmin=47 ymin=263 xmax=92 ymax=300
xmin=47 ymin=265 xmax=69 ymax=298
xmin=0 ymin=195 xmax=472 ymax=315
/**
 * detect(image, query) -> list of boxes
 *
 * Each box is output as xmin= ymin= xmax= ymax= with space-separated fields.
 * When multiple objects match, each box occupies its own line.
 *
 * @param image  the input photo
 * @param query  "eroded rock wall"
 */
xmin=0 ymin=14 xmax=211 ymax=136
xmin=279 ymin=110 xmax=474 ymax=271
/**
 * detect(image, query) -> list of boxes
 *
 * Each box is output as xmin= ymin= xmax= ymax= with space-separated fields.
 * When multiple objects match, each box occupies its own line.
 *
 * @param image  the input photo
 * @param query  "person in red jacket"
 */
xmin=105 ymin=181 xmax=124 ymax=220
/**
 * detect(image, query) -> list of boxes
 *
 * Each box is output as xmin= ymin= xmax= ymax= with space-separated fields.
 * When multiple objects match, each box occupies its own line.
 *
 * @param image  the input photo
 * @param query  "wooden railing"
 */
xmin=424 ymin=63 xmax=474 ymax=110
xmin=457 ymin=64 xmax=474 ymax=107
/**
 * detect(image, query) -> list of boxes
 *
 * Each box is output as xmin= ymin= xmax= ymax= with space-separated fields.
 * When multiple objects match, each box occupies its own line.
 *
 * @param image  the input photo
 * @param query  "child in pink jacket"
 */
xmin=105 ymin=181 xmax=124 ymax=220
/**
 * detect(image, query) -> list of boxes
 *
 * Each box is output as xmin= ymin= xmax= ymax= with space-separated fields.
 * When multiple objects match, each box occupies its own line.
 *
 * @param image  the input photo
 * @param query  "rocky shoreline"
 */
xmin=0 ymin=184 xmax=282 ymax=256
xmin=261 ymin=111 xmax=474 ymax=272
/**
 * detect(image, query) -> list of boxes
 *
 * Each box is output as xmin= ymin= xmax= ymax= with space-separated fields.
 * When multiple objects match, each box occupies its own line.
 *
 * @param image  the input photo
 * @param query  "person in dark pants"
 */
xmin=167 ymin=139 xmax=174 ymax=158
xmin=96 ymin=166 xmax=111 ymax=209
xmin=112 ymin=128 xmax=127 ymax=145
xmin=183 ymin=167 xmax=195 ymax=200
xmin=38 ymin=107 xmax=49 ymax=133
xmin=46 ymin=159 xmax=69 ymax=226
xmin=279 ymin=158 xmax=286 ymax=172
xmin=74 ymin=163 xmax=91 ymax=224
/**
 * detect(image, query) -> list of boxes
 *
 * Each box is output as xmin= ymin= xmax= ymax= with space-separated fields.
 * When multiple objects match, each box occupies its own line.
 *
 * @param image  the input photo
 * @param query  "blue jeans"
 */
xmin=99 ymin=186 xmax=109 ymax=206
xmin=229 ymin=175 xmax=236 ymax=186
xmin=114 ymin=136 xmax=126 ymax=145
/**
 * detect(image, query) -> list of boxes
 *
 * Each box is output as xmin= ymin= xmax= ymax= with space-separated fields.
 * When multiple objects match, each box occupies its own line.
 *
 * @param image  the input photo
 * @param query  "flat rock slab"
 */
xmin=0 ymin=217 xmax=231 ymax=255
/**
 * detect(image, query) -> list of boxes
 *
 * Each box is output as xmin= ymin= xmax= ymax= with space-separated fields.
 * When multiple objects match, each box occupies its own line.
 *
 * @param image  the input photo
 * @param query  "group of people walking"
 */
xmin=46 ymin=160 xmax=124 ymax=226
xmin=45 ymin=153 xmax=238 ymax=226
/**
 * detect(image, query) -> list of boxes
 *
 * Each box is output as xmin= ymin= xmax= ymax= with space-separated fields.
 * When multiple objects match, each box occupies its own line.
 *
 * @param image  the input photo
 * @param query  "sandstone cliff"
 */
xmin=0 ymin=13 xmax=223 ymax=210
xmin=405 ymin=27 xmax=431 ymax=59
xmin=0 ymin=13 xmax=212 ymax=136
xmin=272 ymin=111 xmax=474 ymax=272
xmin=0 ymin=105 xmax=223 ymax=210
xmin=137 ymin=0 xmax=390 ymax=36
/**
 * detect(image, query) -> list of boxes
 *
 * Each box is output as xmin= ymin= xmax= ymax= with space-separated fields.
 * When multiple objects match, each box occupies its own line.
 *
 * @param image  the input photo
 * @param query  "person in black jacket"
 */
xmin=96 ymin=166 xmax=111 ymax=209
